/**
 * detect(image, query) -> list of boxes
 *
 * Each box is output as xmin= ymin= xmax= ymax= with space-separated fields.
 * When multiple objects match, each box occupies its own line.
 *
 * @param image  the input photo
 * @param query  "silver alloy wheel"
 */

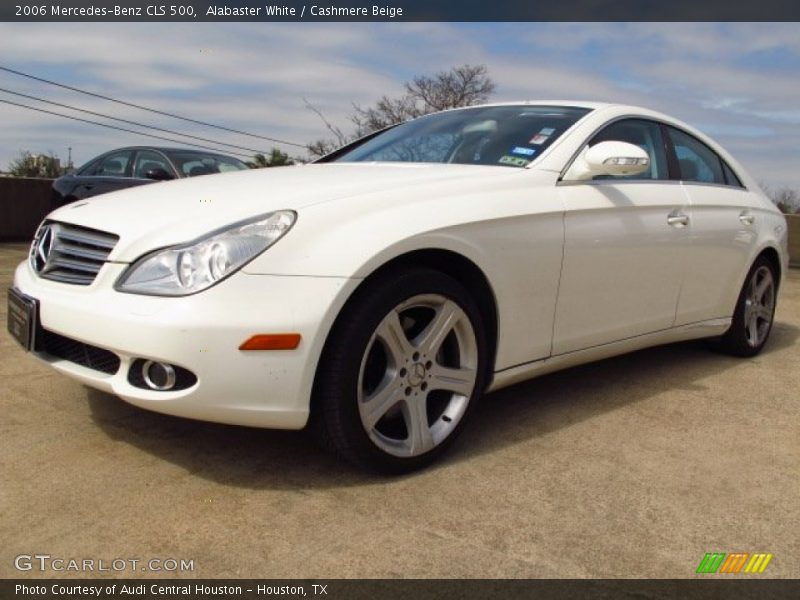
xmin=356 ymin=293 xmax=479 ymax=458
xmin=743 ymin=265 xmax=775 ymax=348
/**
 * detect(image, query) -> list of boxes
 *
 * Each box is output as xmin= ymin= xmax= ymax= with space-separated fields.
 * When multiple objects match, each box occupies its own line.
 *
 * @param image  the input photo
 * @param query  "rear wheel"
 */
xmin=718 ymin=256 xmax=777 ymax=357
xmin=312 ymin=269 xmax=487 ymax=473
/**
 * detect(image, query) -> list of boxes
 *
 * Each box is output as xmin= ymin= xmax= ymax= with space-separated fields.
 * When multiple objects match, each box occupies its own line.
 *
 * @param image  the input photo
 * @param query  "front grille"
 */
xmin=37 ymin=329 xmax=121 ymax=375
xmin=30 ymin=221 xmax=119 ymax=285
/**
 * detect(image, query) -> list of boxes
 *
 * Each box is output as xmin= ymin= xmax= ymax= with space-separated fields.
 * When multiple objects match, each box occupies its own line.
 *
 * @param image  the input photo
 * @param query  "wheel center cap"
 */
xmin=408 ymin=362 xmax=426 ymax=387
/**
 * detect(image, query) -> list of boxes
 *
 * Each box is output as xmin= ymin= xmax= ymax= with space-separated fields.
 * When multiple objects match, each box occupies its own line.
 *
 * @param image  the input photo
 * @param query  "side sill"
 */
xmin=487 ymin=318 xmax=731 ymax=393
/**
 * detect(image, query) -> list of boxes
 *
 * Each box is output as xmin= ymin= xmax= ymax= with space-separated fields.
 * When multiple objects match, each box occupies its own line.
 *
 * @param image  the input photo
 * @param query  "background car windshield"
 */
xmin=333 ymin=105 xmax=591 ymax=168
xmin=165 ymin=152 xmax=249 ymax=176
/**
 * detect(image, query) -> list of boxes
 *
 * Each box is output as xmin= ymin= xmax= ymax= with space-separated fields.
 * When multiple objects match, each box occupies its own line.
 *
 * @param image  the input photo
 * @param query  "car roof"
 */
xmin=427 ymin=101 xmax=668 ymax=121
xmin=441 ymin=101 xmax=685 ymax=115
xmin=469 ymin=100 xmax=613 ymax=110
xmin=439 ymin=101 xmax=702 ymax=139
xmin=107 ymin=146 xmax=240 ymax=156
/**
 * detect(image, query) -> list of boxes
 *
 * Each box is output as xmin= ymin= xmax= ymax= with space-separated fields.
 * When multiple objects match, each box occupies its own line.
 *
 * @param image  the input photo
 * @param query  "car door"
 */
xmin=553 ymin=118 xmax=689 ymax=355
xmin=665 ymin=126 xmax=761 ymax=325
xmin=72 ymin=150 xmax=135 ymax=199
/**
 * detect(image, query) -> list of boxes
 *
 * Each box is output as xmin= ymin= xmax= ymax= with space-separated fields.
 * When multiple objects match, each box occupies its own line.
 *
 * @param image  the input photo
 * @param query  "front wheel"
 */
xmin=312 ymin=269 xmax=487 ymax=473
xmin=718 ymin=256 xmax=777 ymax=357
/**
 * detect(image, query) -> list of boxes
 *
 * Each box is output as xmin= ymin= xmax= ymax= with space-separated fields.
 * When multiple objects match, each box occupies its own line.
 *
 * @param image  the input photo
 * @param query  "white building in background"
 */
xmin=32 ymin=154 xmax=60 ymax=176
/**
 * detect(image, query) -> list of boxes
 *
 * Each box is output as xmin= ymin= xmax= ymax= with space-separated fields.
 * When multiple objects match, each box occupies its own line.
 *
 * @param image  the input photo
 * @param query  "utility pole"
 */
xmin=67 ymin=146 xmax=72 ymax=168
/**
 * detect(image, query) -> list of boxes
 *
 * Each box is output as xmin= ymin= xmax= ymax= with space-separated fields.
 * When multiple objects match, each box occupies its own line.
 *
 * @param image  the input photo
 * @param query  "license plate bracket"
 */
xmin=7 ymin=288 xmax=39 ymax=351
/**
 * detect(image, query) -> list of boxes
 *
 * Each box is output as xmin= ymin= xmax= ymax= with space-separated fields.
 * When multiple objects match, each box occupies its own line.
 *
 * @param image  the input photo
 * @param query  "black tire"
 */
xmin=718 ymin=256 xmax=777 ymax=357
xmin=311 ymin=268 xmax=488 ymax=474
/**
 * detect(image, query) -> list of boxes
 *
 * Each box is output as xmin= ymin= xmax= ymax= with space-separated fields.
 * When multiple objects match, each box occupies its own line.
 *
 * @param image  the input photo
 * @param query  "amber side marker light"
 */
xmin=239 ymin=334 xmax=301 ymax=351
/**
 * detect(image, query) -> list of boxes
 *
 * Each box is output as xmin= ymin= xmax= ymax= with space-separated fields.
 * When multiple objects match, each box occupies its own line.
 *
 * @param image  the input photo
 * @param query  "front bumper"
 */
xmin=13 ymin=260 xmax=356 ymax=429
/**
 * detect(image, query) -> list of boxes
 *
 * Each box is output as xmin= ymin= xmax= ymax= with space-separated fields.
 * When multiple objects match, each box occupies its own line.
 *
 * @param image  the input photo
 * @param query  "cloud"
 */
xmin=0 ymin=22 xmax=798 ymax=189
xmin=701 ymin=98 xmax=749 ymax=111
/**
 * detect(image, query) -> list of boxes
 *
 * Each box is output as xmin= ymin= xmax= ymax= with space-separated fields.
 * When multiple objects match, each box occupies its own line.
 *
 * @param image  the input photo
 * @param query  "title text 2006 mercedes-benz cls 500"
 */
xmin=8 ymin=102 xmax=789 ymax=472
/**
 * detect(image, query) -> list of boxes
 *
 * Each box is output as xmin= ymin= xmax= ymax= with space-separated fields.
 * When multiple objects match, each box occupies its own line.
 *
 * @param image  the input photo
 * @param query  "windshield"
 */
xmin=164 ymin=151 xmax=249 ymax=177
xmin=332 ymin=105 xmax=591 ymax=168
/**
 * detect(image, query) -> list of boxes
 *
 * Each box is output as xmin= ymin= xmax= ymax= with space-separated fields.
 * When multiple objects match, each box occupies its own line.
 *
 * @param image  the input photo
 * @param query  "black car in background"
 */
xmin=51 ymin=147 xmax=250 ymax=207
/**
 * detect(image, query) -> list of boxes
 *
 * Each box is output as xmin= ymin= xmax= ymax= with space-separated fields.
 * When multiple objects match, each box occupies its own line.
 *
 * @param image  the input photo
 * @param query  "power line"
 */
xmin=0 ymin=98 xmax=255 ymax=159
xmin=0 ymin=65 xmax=307 ymax=149
xmin=0 ymin=86 xmax=272 ymax=155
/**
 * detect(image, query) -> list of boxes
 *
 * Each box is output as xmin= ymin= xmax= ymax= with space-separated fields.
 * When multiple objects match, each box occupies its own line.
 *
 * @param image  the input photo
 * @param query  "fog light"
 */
xmin=128 ymin=359 xmax=197 ymax=392
xmin=141 ymin=360 xmax=176 ymax=391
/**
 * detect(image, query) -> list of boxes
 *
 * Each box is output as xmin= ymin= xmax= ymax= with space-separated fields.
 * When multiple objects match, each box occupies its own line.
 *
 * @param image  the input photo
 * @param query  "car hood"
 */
xmin=46 ymin=162 xmax=511 ymax=262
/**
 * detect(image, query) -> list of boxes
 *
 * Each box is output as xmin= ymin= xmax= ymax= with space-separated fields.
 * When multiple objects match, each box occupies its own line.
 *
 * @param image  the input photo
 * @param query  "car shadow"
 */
xmin=458 ymin=322 xmax=799 ymax=463
xmin=86 ymin=322 xmax=799 ymax=488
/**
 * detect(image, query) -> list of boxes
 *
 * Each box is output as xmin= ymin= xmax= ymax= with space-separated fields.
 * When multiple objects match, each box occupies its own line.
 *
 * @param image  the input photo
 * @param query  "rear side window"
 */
xmin=587 ymin=118 xmax=669 ymax=180
xmin=721 ymin=161 xmax=744 ymax=188
xmin=667 ymin=127 xmax=725 ymax=185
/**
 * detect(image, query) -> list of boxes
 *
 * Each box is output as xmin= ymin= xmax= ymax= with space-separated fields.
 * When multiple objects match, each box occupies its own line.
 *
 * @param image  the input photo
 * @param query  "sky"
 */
xmin=0 ymin=22 xmax=799 ymax=189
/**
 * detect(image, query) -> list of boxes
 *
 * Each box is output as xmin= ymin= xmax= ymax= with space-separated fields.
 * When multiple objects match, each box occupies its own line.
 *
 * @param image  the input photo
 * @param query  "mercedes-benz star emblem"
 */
xmin=408 ymin=362 xmax=427 ymax=387
xmin=32 ymin=224 xmax=55 ymax=273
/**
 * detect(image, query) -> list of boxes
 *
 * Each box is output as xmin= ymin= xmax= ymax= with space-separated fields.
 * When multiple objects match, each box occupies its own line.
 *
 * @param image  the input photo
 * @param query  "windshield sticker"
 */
xmin=529 ymin=134 xmax=549 ymax=145
xmin=499 ymin=155 xmax=530 ymax=167
xmin=539 ymin=127 xmax=556 ymax=135
xmin=511 ymin=146 xmax=536 ymax=156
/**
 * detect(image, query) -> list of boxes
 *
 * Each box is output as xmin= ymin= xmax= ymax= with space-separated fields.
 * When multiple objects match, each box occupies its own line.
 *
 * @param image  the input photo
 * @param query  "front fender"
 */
xmin=245 ymin=186 xmax=566 ymax=371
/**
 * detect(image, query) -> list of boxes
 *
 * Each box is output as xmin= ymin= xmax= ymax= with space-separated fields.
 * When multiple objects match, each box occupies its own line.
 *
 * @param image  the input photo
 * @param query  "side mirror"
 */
xmin=565 ymin=141 xmax=650 ymax=181
xmin=145 ymin=167 xmax=173 ymax=181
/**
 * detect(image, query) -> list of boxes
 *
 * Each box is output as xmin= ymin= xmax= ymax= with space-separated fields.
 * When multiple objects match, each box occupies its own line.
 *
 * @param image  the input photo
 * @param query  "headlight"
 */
xmin=116 ymin=211 xmax=296 ymax=296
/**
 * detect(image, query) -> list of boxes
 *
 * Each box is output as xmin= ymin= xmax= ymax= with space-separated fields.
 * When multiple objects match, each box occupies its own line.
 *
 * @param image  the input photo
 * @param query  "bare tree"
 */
xmin=307 ymin=64 xmax=496 ymax=158
xmin=406 ymin=64 xmax=496 ymax=112
xmin=761 ymin=181 xmax=800 ymax=214
xmin=350 ymin=94 xmax=422 ymax=138
xmin=773 ymin=188 xmax=800 ymax=214
xmin=304 ymin=98 xmax=349 ymax=147
xmin=305 ymin=139 xmax=339 ymax=159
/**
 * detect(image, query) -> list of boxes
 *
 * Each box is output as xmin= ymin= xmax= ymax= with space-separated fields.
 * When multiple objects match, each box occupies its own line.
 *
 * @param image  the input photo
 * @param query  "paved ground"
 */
xmin=1 ymin=242 xmax=798 ymax=579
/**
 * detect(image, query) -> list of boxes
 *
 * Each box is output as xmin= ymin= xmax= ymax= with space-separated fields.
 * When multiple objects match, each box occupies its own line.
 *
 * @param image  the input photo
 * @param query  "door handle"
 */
xmin=739 ymin=212 xmax=755 ymax=225
xmin=667 ymin=214 xmax=689 ymax=228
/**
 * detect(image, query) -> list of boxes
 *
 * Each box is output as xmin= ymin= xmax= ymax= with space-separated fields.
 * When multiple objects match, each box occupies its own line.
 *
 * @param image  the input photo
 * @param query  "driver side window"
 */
xmin=588 ymin=119 xmax=668 ymax=180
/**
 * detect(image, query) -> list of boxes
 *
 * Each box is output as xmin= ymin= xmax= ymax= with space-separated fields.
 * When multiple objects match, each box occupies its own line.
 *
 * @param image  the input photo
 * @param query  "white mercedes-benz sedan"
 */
xmin=8 ymin=102 xmax=789 ymax=472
